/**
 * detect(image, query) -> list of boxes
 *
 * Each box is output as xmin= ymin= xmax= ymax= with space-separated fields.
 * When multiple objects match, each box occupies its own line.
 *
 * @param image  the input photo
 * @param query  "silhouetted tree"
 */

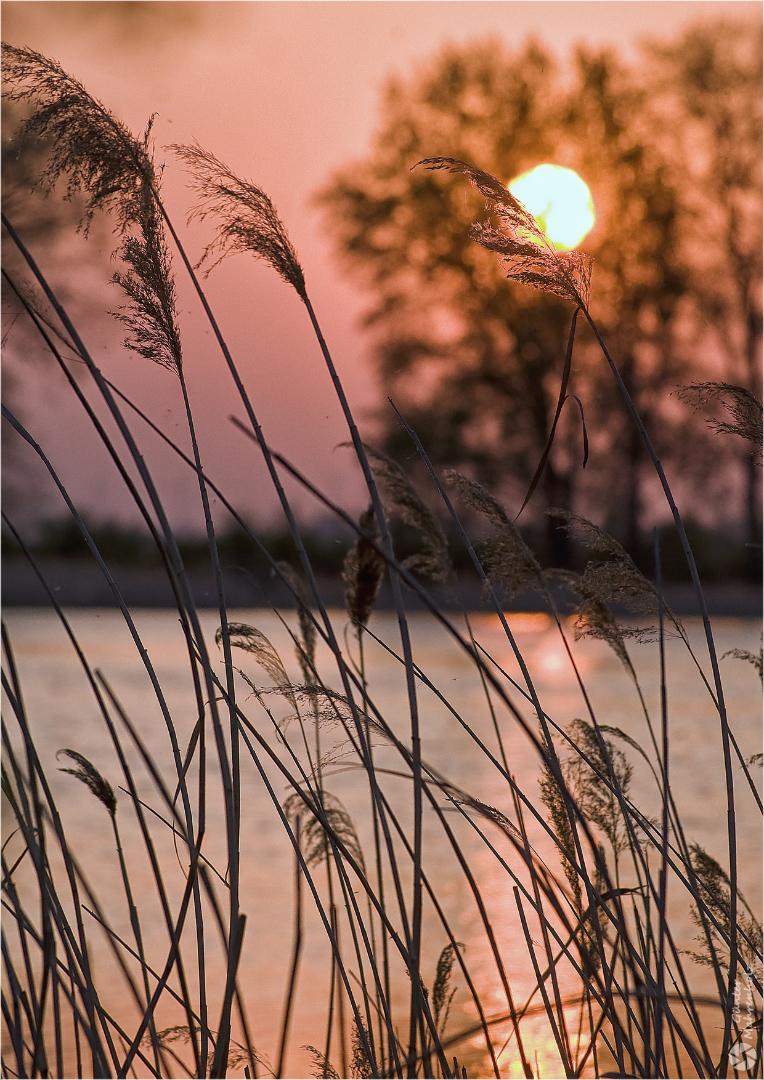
xmin=649 ymin=20 xmax=762 ymax=555
xmin=319 ymin=25 xmax=761 ymax=564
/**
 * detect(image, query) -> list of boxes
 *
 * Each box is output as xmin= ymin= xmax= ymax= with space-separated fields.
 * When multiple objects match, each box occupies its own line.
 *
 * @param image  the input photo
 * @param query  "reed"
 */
xmin=1 ymin=47 xmax=761 ymax=1079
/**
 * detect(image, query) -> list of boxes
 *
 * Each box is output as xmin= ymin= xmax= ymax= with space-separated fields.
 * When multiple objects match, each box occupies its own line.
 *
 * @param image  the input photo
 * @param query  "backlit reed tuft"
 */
xmin=687 ymin=844 xmax=763 ymax=974
xmin=677 ymin=381 xmax=763 ymax=461
xmin=431 ymin=943 xmax=461 ymax=1038
xmin=351 ymin=1019 xmax=375 ymax=1079
xmin=142 ymin=1026 xmax=267 ymax=1076
xmin=171 ymin=142 xmax=306 ymax=298
xmin=548 ymin=508 xmax=682 ymax=644
xmin=217 ymin=620 xmax=298 ymax=711
xmin=1 ymin=44 xmax=156 ymax=235
xmin=343 ymin=505 xmax=386 ymax=625
xmin=56 ymin=748 xmax=117 ymax=817
xmin=1 ymin=45 xmax=184 ymax=375
xmin=219 ymin=621 xmax=291 ymax=687
xmin=722 ymin=644 xmax=763 ymax=683
xmin=111 ymin=190 xmax=184 ymax=375
xmin=303 ymin=1045 xmax=340 ymax=1080
xmin=558 ymin=718 xmax=634 ymax=860
xmin=283 ymin=790 xmax=367 ymax=874
xmin=444 ymin=469 xmax=543 ymax=599
xmin=538 ymin=757 xmax=583 ymax=912
xmin=363 ymin=445 xmax=452 ymax=582
xmin=414 ymin=156 xmax=593 ymax=307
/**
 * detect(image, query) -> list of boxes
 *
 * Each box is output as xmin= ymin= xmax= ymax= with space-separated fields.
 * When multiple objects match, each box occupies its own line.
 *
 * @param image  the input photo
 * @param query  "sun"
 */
xmin=509 ymin=164 xmax=595 ymax=250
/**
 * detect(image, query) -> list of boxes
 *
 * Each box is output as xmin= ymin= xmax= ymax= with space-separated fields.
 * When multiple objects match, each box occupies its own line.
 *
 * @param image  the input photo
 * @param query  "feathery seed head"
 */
xmin=547 ymin=508 xmax=627 ymax=558
xmin=722 ymin=644 xmax=763 ymax=684
xmin=362 ymin=445 xmax=452 ymax=581
xmin=171 ymin=142 xmax=306 ymax=297
xmin=548 ymin=568 xmax=633 ymax=669
xmin=2 ymin=44 xmax=157 ymax=235
xmin=677 ymin=382 xmax=763 ymax=463
xmin=343 ymin=505 xmax=386 ymax=625
xmin=561 ymin=719 xmax=633 ymax=857
xmin=57 ymin=749 xmax=116 ymax=817
xmin=111 ymin=192 xmax=184 ymax=375
xmin=443 ymin=469 xmax=511 ymax=530
xmin=414 ymin=157 xmax=593 ymax=307
xmin=687 ymin=844 xmax=762 ymax=972
xmin=218 ymin=622 xmax=296 ymax=708
xmin=547 ymin=508 xmax=669 ymax=623
xmin=445 ymin=470 xmax=542 ymax=598
xmin=539 ymin=758 xmax=583 ymax=911
xmin=546 ymin=510 xmax=677 ymax=653
xmin=432 ymin=942 xmax=462 ymax=1034
xmin=0 ymin=45 xmax=183 ymax=374
xmin=283 ymin=790 xmax=366 ymax=874
xmin=351 ymin=1019 xmax=374 ymax=1079
xmin=303 ymin=1047 xmax=340 ymax=1080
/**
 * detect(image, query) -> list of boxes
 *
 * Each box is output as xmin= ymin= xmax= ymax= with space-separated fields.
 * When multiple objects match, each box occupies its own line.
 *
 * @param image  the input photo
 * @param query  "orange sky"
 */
xmin=3 ymin=1 xmax=760 ymax=533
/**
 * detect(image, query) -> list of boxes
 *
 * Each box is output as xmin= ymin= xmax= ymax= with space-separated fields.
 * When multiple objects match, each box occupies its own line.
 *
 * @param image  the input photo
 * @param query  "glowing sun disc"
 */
xmin=509 ymin=164 xmax=595 ymax=250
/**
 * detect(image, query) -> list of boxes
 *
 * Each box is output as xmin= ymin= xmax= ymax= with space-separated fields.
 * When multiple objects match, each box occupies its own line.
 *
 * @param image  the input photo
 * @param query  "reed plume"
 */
xmin=283 ymin=790 xmax=366 ymax=874
xmin=559 ymin=718 xmax=634 ymax=860
xmin=547 ymin=508 xmax=682 ymax=645
xmin=444 ymin=469 xmax=542 ymax=599
xmin=56 ymin=748 xmax=117 ymax=817
xmin=362 ymin=445 xmax=452 ymax=582
xmin=687 ymin=844 xmax=763 ymax=974
xmin=431 ymin=943 xmax=461 ymax=1037
xmin=677 ymin=381 xmax=763 ymax=461
xmin=111 ymin=187 xmax=184 ymax=375
xmin=414 ymin=157 xmax=593 ymax=307
xmin=343 ymin=505 xmax=386 ymax=625
xmin=171 ymin=142 xmax=306 ymax=297
xmin=1 ymin=44 xmax=156 ymax=234
xmin=1 ymin=45 xmax=184 ymax=374
xmin=722 ymin=644 xmax=763 ymax=683
xmin=303 ymin=1045 xmax=340 ymax=1079
xmin=538 ymin=758 xmax=583 ymax=911
xmin=219 ymin=621 xmax=291 ymax=688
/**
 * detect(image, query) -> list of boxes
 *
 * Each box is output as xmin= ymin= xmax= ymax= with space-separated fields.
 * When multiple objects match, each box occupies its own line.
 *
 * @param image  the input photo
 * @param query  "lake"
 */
xmin=3 ymin=608 xmax=761 ymax=1078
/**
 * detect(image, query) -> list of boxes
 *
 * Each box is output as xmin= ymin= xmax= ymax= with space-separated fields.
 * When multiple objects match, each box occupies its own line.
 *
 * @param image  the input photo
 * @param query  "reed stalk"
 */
xmin=2 ymin=56 xmax=761 ymax=1080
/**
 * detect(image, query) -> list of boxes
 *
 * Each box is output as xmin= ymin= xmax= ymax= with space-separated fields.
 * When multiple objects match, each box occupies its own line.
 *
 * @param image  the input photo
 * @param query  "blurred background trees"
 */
xmin=1 ymin=96 xmax=108 ymax=520
xmin=1 ymin=1 xmax=203 ymax=528
xmin=319 ymin=19 xmax=762 ymax=568
xmin=650 ymin=22 xmax=763 ymax=559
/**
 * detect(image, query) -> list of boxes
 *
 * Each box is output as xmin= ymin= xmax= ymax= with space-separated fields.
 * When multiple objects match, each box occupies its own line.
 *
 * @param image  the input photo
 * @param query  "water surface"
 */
xmin=3 ymin=608 xmax=761 ymax=1077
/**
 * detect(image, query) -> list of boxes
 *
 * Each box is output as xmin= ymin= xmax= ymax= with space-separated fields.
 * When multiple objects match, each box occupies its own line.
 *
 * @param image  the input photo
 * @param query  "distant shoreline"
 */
xmin=3 ymin=556 xmax=761 ymax=616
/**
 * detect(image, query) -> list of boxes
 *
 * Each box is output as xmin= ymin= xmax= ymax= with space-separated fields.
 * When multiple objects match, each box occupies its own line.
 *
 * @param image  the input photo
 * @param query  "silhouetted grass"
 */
xmin=1 ymin=46 xmax=761 ymax=1080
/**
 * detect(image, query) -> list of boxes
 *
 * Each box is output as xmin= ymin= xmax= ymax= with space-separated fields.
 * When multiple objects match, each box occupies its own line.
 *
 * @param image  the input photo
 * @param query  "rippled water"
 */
xmin=3 ymin=609 xmax=761 ymax=1078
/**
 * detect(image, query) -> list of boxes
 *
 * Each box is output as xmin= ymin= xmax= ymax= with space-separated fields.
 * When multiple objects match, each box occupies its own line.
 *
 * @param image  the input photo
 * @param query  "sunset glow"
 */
xmin=509 ymin=164 xmax=595 ymax=249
